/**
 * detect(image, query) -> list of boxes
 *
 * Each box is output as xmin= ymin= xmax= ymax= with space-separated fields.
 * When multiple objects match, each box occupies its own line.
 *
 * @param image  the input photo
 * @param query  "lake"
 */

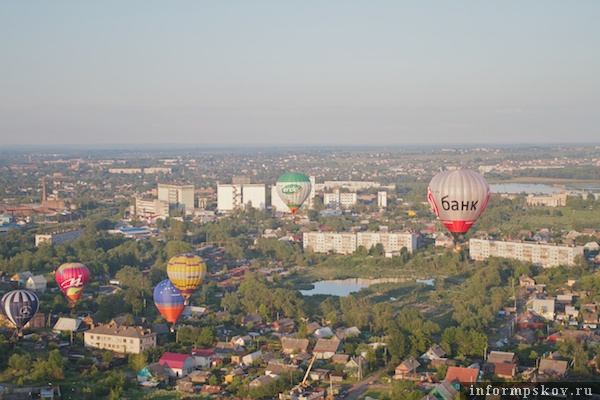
xmin=300 ymin=277 xmax=435 ymax=297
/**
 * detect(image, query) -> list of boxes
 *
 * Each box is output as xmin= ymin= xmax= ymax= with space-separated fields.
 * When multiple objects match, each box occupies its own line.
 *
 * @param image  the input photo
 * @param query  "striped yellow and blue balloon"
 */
xmin=166 ymin=253 xmax=206 ymax=305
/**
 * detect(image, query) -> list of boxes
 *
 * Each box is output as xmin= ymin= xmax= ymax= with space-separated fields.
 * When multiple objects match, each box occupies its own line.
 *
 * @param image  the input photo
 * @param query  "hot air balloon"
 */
xmin=154 ymin=279 xmax=185 ymax=331
xmin=1 ymin=290 xmax=39 ymax=333
xmin=166 ymin=253 xmax=207 ymax=305
xmin=55 ymin=262 xmax=90 ymax=305
xmin=427 ymin=169 xmax=490 ymax=239
xmin=276 ymin=172 xmax=312 ymax=214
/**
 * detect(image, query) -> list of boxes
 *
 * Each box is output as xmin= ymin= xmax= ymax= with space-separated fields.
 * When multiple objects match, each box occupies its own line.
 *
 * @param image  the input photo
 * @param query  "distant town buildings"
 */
xmin=317 ymin=180 xmax=394 ymax=191
xmin=303 ymin=231 xmax=417 ymax=255
xmin=469 ymin=238 xmax=584 ymax=268
xmin=108 ymin=167 xmax=172 ymax=174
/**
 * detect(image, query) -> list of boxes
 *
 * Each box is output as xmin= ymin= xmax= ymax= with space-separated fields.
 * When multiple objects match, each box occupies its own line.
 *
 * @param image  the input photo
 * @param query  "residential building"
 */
xmin=538 ymin=359 xmax=568 ymax=379
xmin=10 ymin=271 xmax=34 ymax=285
xmin=445 ymin=366 xmax=480 ymax=385
xmin=218 ymin=182 xmax=266 ymax=212
xmin=157 ymin=183 xmax=195 ymax=211
xmin=526 ymin=192 xmax=568 ymax=207
xmin=35 ymin=229 xmax=84 ymax=247
xmin=377 ymin=191 xmax=387 ymax=209
xmin=159 ymin=352 xmax=196 ymax=378
xmin=394 ymin=357 xmax=421 ymax=380
xmin=84 ymin=323 xmax=157 ymax=354
xmin=420 ymin=345 xmax=447 ymax=362
xmin=323 ymin=189 xmax=357 ymax=209
xmin=484 ymin=351 xmax=518 ymax=378
xmin=313 ymin=337 xmax=342 ymax=360
xmin=319 ymin=180 xmax=392 ymax=191
xmin=532 ymin=298 xmax=555 ymax=320
xmin=423 ymin=380 xmax=459 ymax=400
xmin=53 ymin=317 xmax=86 ymax=334
xmin=281 ymin=338 xmax=310 ymax=355
xmin=303 ymin=231 xmax=416 ymax=255
xmin=357 ymin=231 xmax=417 ymax=253
xmin=25 ymin=275 xmax=47 ymax=292
xmin=133 ymin=197 xmax=169 ymax=218
xmin=519 ymin=275 xmax=536 ymax=288
xmin=469 ymin=238 xmax=584 ymax=268
xmin=191 ymin=349 xmax=216 ymax=368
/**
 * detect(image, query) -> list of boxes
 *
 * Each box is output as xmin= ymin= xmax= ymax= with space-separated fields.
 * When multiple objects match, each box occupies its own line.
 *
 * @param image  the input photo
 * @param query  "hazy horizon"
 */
xmin=2 ymin=2 xmax=599 ymax=146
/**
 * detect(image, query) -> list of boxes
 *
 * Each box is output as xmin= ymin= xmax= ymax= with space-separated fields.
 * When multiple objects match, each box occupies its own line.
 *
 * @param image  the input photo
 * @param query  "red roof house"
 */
xmin=445 ymin=366 xmax=479 ymax=385
xmin=159 ymin=352 xmax=196 ymax=378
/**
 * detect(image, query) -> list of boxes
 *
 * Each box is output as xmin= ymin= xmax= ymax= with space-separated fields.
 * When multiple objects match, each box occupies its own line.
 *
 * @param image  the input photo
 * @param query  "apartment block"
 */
xmin=218 ymin=183 xmax=266 ymax=212
xmin=357 ymin=231 xmax=417 ymax=252
xmin=303 ymin=231 xmax=416 ymax=255
xmin=35 ymin=229 xmax=84 ymax=247
xmin=84 ymin=323 xmax=157 ymax=354
xmin=157 ymin=183 xmax=195 ymax=211
xmin=526 ymin=192 xmax=568 ymax=207
xmin=134 ymin=197 xmax=170 ymax=218
xmin=469 ymin=238 xmax=584 ymax=268
xmin=324 ymin=190 xmax=357 ymax=209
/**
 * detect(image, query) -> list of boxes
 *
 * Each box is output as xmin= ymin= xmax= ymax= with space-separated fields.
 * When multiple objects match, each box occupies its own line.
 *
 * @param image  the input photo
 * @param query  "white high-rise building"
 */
xmin=157 ymin=183 xmax=195 ymax=211
xmin=242 ymin=184 xmax=266 ymax=210
xmin=324 ymin=189 xmax=357 ymax=209
xmin=377 ymin=191 xmax=387 ymax=209
xmin=469 ymin=238 xmax=584 ymax=268
xmin=218 ymin=183 xmax=266 ymax=212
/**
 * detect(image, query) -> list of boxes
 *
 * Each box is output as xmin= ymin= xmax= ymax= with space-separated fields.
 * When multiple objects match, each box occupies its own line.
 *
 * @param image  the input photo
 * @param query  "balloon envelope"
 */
xmin=427 ymin=169 xmax=490 ymax=237
xmin=55 ymin=262 xmax=90 ymax=304
xmin=166 ymin=253 xmax=207 ymax=303
xmin=1 ymin=290 xmax=39 ymax=330
xmin=276 ymin=172 xmax=312 ymax=214
xmin=153 ymin=279 xmax=185 ymax=325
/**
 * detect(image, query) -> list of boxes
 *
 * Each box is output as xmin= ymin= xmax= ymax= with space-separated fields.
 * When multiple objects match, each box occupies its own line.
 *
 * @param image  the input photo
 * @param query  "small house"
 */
xmin=394 ymin=357 xmax=420 ymax=380
xmin=159 ymin=352 xmax=196 ymax=378
xmin=313 ymin=337 xmax=342 ymax=360
xmin=26 ymin=275 xmax=47 ymax=292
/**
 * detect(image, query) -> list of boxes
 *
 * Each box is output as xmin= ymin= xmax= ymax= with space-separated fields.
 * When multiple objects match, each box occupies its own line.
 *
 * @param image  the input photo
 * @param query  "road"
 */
xmin=343 ymin=370 xmax=389 ymax=400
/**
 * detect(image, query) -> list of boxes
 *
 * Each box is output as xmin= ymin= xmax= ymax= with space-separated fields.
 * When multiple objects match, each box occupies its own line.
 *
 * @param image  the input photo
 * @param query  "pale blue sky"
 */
xmin=1 ymin=1 xmax=599 ymax=146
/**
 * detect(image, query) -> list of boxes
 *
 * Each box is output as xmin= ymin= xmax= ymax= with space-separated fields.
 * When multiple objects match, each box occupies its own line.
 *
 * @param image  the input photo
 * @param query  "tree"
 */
xmin=8 ymin=353 xmax=31 ymax=372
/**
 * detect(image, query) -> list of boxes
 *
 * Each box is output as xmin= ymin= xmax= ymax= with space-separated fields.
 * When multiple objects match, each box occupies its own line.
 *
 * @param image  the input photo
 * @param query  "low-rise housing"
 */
xmin=25 ymin=275 xmax=47 ymax=292
xmin=538 ymin=359 xmax=568 ymax=380
xmin=159 ymin=352 xmax=196 ymax=378
xmin=313 ymin=337 xmax=342 ymax=360
xmin=394 ymin=357 xmax=420 ymax=380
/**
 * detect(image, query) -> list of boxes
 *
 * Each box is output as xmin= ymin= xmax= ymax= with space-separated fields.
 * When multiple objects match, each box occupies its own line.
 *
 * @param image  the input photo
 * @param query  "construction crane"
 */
xmin=301 ymin=354 xmax=318 ymax=387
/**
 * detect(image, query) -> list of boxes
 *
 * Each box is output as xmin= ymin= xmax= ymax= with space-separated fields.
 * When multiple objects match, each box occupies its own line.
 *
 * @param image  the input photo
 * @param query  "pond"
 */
xmin=299 ymin=277 xmax=435 ymax=297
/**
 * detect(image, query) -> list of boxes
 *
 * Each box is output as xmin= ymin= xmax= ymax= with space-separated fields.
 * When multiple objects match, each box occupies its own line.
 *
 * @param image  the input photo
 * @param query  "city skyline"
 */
xmin=2 ymin=1 xmax=599 ymax=146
